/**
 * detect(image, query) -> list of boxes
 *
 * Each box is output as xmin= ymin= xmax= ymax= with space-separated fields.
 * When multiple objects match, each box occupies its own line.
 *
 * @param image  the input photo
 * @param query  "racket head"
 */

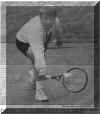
xmin=62 ymin=67 xmax=88 ymax=93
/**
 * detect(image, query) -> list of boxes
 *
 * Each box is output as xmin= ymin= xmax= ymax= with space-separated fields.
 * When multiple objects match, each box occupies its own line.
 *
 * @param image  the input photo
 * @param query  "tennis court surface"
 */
xmin=6 ymin=42 xmax=94 ymax=107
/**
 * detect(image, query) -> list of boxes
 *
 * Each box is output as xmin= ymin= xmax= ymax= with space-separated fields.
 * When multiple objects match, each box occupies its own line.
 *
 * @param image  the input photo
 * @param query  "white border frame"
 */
xmin=0 ymin=1 xmax=97 ymax=113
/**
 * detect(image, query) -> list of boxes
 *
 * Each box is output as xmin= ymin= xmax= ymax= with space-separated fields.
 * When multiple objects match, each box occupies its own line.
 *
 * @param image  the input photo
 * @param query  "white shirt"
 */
xmin=16 ymin=16 xmax=62 ymax=48
xmin=16 ymin=16 xmax=44 ymax=47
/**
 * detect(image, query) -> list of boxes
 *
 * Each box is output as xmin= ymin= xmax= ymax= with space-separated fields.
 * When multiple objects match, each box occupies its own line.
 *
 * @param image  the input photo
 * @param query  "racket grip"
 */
xmin=52 ymin=74 xmax=62 ymax=80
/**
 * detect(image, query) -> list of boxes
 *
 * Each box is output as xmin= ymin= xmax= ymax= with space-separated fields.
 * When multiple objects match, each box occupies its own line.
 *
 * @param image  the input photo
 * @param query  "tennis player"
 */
xmin=16 ymin=7 xmax=62 ymax=101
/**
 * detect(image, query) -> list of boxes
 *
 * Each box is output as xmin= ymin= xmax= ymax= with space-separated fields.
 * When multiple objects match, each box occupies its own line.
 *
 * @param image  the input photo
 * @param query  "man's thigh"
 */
xmin=26 ymin=46 xmax=35 ymax=64
xmin=26 ymin=46 xmax=47 ymax=73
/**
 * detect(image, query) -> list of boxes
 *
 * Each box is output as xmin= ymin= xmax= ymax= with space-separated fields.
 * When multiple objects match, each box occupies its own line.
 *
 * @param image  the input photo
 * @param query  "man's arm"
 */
xmin=55 ymin=17 xmax=63 ymax=36
xmin=54 ymin=17 xmax=63 ymax=47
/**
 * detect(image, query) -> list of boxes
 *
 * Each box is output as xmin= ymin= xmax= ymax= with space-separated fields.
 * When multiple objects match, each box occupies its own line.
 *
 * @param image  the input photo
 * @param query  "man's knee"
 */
xmin=39 ymin=67 xmax=47 ymax=76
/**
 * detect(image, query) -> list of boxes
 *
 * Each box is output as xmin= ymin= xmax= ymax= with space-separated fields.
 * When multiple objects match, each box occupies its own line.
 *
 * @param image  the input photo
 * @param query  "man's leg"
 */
xmin=26 ymin=46 xmax=38 ymax=84
xmin=26 ymin=46 xmax=48 ymax=101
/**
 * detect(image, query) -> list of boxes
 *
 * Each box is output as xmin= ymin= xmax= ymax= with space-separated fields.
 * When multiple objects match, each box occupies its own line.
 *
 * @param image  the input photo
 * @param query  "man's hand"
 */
xmin=56 ymin=40 xmax=63 ymax=48
xmin=52 ymin=38 xmax=63 ymax=48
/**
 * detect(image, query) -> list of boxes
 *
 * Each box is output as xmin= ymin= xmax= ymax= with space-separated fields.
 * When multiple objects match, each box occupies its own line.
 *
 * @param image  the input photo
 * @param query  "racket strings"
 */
xmin=63 ymin=69 xmax=87 ymax=92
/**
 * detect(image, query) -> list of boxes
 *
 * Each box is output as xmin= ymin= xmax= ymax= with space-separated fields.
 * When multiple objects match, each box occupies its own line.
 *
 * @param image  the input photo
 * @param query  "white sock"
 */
xmin=36 ymin=81 xmax=43 ymax=90
xmin=28 ymin=69 xmax=35 ymax=82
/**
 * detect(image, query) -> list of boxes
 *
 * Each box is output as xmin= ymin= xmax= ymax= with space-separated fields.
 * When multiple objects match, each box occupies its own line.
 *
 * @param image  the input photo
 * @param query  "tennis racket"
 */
xmin=39 ymin=67 xmax=88 ymax=93
xmin=62 ymin=67 xmax=88 ymax=93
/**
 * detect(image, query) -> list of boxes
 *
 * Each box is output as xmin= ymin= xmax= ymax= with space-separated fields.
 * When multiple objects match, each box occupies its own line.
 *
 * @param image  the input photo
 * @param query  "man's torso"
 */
xmin=16 ymin=16 xmax=44 ymax=45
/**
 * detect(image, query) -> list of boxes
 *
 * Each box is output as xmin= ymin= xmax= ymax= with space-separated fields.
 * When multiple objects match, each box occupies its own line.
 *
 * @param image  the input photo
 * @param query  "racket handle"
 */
xmin=51 ymin=74 xmax=62 ymax=81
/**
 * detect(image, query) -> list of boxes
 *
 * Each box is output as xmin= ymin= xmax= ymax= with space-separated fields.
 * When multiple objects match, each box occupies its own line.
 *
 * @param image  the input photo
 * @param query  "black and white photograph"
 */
xmin=0 ymin=1 xmax=99 ymax=113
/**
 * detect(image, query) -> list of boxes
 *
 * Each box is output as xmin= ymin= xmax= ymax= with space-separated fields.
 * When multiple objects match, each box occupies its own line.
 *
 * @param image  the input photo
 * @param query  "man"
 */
xmin=16 ymin=7 xmax=62 ymax=101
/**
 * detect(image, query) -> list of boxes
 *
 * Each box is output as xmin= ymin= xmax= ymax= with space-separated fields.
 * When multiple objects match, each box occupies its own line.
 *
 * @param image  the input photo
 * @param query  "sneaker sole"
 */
xmin=35 ymin=99 xmax=49 ymax=102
